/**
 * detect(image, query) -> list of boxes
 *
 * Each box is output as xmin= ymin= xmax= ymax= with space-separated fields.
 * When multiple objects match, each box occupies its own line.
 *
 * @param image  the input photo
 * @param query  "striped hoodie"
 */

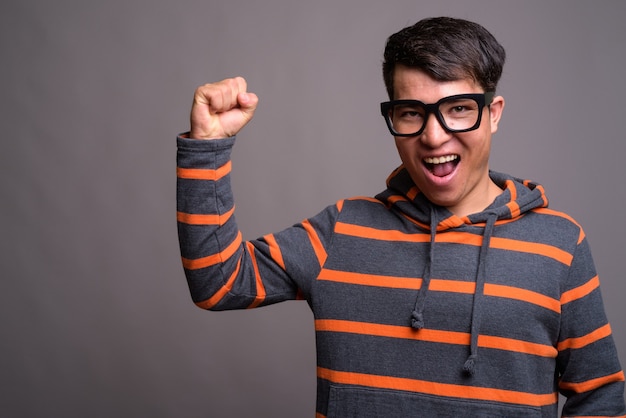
xmin=177 ymin=135 xmax=626 ymax=417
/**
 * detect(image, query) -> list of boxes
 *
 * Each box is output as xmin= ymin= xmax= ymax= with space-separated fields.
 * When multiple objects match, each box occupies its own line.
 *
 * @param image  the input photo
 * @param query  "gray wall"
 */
xmin=1 ymin=0 xmax=625 ymax=417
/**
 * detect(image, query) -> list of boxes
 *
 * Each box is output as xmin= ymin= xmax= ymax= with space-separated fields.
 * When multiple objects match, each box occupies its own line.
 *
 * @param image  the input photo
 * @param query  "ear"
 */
xmin=488 ymin=95 xmax=505 ymax=134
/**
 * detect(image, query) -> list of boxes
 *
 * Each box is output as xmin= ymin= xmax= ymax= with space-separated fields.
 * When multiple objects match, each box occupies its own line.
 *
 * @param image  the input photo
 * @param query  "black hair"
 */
xmin=382 ymin=17 xmax=506 ymax=99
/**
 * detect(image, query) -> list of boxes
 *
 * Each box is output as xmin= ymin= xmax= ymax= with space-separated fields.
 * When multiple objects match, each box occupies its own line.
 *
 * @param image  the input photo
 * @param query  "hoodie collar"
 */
xmin=378 ymin=166 xmax=548 ymax=228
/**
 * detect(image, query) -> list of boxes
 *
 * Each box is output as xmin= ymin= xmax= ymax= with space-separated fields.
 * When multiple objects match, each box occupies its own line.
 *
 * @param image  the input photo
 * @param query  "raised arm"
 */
xmin=177 ymin=78 xmax=334 ymax=311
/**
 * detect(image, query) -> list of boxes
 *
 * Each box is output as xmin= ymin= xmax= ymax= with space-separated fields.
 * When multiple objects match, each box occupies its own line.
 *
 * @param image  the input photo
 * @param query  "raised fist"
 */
xmin=189 ymin=76 xmax=258 ymax=139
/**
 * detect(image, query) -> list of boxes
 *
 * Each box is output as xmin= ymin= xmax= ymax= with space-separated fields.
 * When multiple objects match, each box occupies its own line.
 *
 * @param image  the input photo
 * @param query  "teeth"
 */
xmin=423 ymin=155 xmax=459 ymax=165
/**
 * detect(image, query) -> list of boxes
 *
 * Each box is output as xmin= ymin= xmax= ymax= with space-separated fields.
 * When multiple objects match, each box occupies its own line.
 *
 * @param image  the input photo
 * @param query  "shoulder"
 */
xmin=529 ymin=207 xmax=585 ymax=243
xmin=332 ymin=196 xmax=413 ymax=230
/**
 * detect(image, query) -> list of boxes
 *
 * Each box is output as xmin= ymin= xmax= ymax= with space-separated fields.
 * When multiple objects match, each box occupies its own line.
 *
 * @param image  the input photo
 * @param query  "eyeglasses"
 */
xmin=380 ymin=92 xmax=495 ymax=137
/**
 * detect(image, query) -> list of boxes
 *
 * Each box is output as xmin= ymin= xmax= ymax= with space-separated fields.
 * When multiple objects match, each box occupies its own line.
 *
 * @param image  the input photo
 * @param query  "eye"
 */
xmin=451 ymin=105 xmax=468 ymax=113
xmin=441 ymin=99 xmax=479 ymax=118
xmin=394 ymin=106 xmax=424 ymax=120
xmin=401 ymin=110 xmax=419 ymax=118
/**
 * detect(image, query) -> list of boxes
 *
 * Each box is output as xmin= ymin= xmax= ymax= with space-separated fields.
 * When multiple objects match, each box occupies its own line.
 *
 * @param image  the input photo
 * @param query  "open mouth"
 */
xmin=423 ymin=155 xmax=460 ymax=177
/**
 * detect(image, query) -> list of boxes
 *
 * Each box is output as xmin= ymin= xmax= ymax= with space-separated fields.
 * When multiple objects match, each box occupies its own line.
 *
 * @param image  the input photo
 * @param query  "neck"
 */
xmin=448 ymin=179 xmax=503 ymax=218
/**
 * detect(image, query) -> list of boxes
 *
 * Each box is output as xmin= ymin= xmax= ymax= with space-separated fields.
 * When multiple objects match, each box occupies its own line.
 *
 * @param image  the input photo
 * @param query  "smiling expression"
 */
xmin=391 ymin=65 xmax=505 ymax=218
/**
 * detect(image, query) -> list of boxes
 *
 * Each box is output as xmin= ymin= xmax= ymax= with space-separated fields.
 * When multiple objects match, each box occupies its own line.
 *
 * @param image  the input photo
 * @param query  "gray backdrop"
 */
xmin=1 ymin=1 xmax=625 ymax=417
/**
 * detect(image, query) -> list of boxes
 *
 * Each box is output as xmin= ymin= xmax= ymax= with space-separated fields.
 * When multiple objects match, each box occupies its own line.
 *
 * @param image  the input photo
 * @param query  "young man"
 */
xmin=176 ymin=17 xmax=625 ymax=417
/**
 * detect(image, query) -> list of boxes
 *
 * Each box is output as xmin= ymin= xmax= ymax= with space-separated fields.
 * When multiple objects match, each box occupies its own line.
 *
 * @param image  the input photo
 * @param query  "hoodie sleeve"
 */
xmin=176 ymin=135 xmax=337 ymax=310
xmin=557 ymin=234 xmax=626 ymax=416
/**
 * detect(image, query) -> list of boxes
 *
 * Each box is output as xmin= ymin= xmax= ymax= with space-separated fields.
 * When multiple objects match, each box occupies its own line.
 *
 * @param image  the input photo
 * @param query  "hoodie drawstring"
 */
xmin=411 ymin=207 xmax=438 ymax=330
xmin=462 ymin=213 xmax=498 ymax=376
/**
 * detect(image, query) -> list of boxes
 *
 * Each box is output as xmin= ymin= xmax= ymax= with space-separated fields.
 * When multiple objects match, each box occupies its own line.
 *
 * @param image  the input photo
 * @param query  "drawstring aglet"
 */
xmin=463 ymin=354 xmax=477 ymax=375
xmin=411 ymin=310 xmax=424 ymax=329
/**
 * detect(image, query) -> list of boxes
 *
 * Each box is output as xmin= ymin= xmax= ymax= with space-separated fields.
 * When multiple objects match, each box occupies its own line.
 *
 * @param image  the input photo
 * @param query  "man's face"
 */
xmin=391 ymin=65 xmax=505 ymax=217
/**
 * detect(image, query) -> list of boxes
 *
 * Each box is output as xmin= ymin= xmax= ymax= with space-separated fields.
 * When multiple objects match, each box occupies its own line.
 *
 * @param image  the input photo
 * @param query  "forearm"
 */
xmin=177 ymin=135 xmax=259 ymax=309
xmin=176 ymin=135 xmax=316 ymax=310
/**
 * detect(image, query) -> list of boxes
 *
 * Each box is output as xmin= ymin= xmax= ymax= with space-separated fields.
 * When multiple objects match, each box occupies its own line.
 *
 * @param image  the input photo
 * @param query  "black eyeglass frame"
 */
xmin=380 ymin=92 xmax=495 ymax=137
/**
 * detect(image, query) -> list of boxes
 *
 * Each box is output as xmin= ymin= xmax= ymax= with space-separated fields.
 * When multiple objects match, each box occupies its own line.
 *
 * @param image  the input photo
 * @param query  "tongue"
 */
xmin=430 ymin=161 xmax=456 ymax=177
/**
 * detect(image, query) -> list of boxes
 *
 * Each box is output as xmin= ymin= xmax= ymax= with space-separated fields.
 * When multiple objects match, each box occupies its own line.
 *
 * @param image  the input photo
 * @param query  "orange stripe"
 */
xmin=246 ymin=242 xmax=266 ymax=308
xmin=533 ymin=207 xmax=585 ymax=244
xmin=316 ymin=319 xmax=467 ymax=344
xmin=316 ymin=319 xmax=556 ymax=358
xmin=506 ymin=200 xmax=521 ymax=218
xmin=561 ymin=275 xmax=600 ymax=305
xmin=533 ymin=207 xmax=581 ymax=228
xmin=335 ymin=222 xmax=429 ymax=243
xmin=320 ymin=272 xmax=475 ymax=296
xmin=319 ymin=269 xmax=422 ymax=290
xmin=181 ymin=231 xmax=242 ymax=270
xmin=437 ymin=215 xmax=465 ymax=229
xmin=559 ymin=370 xmax=625 ymax=394
xmin=176 ymin=160 xmax=232 ymax=180
xmin=504 ymin=179 xmax=517 ymax=200
xmin=503 ymin=180 xmax=521 ymax=218
xmin=263 ymin=234 xmax=286 ymax=270
xmin=428 ymin=279 xmax=475 ymax=294
xmin=429 ymin=279 xmax=559 ymax=314
xmin=406 ymin=186 xmax=419 ymax=200
xmin=484 ymin=283 xmax=560 ymax=313
xmin=176 ymin=206 xmax=235 ymax=226
xmin=317 ymin=367 xmax=557 ymax=407
xmin=302 ymin=220 xmax=327 ymax=267
xmin=558 ymin=324 xmax=613 ymax=351
xmin=437 ymin=232 xmax=573 ymax=266
xmin=386 ymin=194 xmax=409 ymax=205
xmin=336 ymin=199 xmax=344 ymax=212
xmin=433 ymin=231 xmax=481 ymax=245
xmin=479 ymin=335 xmax=557 ymax=358
xmin=195 ymin=259 xmax=242 ymax=309
xmin=486 ymin=236 xmax=573 ymax=266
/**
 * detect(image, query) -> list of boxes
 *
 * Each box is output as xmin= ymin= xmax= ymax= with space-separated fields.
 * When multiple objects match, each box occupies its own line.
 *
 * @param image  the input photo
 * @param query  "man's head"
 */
xmin=381 ymin=17 xmax=507 ymax=217
xmin=382 ymin=17 xmax=506 ymax=100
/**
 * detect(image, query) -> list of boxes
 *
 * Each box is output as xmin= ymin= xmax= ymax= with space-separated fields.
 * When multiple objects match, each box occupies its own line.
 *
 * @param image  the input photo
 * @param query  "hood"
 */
xmin=377 ymin=166 xmax=548 ymax=229
xmin=375 ymin=166 xmax=548 ymax=375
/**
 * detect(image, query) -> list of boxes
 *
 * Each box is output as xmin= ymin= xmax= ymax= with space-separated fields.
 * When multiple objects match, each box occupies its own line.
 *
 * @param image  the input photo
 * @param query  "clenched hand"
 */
xmin=189 ymin=76 xmax=259 ymax=140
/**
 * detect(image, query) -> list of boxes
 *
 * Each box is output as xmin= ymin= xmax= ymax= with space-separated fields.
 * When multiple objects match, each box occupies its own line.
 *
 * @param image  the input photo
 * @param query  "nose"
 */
xmin=420 ymin=113 xmax=451 ymax=148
